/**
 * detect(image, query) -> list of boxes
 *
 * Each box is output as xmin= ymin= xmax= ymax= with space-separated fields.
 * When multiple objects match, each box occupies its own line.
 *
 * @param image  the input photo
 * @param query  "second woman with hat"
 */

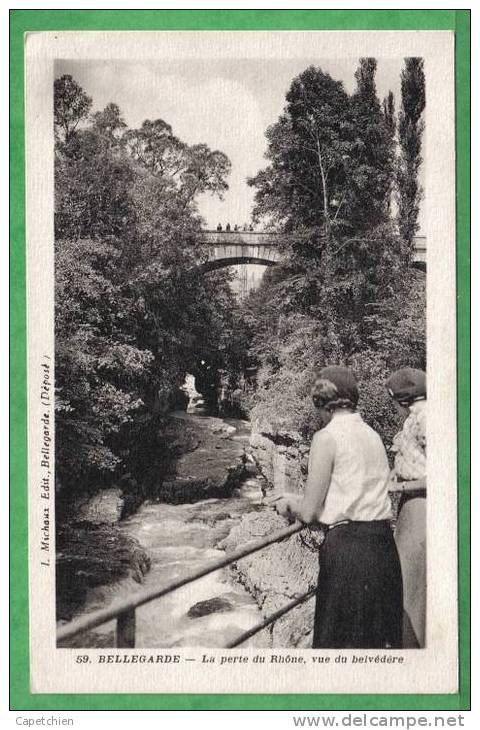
xmin=386 ymin=368 xmax=427 ymax=648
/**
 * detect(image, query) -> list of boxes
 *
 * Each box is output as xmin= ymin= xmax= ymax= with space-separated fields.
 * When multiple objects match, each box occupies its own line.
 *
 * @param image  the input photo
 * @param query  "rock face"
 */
xmin=249 ymin=427 xmax=310 ymax=494
xmin=56 ymin=521 xmax=151 ymax=623
xmin=159 ymin=412 xmax=248 ymax=503
xmin=56 ymin=485 xmax=150 ymax=626
xmin=226 ymin=422 xmax=319 ymax=648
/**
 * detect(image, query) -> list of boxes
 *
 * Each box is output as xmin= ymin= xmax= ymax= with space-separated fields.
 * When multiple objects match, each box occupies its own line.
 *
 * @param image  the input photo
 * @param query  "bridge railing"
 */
xmin=201 ymin=230 xmax=281 ymax=246
xmin=57 ymin=522 xmax=315 ymax=649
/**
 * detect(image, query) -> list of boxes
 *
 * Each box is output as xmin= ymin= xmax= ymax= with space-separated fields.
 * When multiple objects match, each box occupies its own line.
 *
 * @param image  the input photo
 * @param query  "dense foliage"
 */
xmin=242 ymin=60 xmax=426 ymax=446
xmin=54 ymin=75 xmax=244 ymax=495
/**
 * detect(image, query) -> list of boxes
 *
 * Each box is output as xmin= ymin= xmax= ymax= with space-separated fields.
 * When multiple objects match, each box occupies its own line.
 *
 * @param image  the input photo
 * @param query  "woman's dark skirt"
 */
xmin=312 ymin=520 xmax=403 ymax=649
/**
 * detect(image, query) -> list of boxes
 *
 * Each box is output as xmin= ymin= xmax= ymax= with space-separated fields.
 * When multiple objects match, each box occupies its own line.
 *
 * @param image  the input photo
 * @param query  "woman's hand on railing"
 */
xmin=264 ymin=493 xmax=300 ymax=523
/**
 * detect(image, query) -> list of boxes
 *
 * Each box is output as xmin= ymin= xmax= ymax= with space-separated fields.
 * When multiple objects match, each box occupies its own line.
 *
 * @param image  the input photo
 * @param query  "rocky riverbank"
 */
xmin=56 ymin=412 xmax=319 ymax=648
xmin=222 ymin=421 xmax=318 ymax=648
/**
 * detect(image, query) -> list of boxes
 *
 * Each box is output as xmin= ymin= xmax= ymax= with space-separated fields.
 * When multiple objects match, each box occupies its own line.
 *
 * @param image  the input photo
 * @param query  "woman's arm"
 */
xmin=399 ymin=475 xmax=426 ymax=492
xmin=388 ymin=463 xmax=426 ymax=493
xmin=271 ymin=430 xmax=335 ymax=524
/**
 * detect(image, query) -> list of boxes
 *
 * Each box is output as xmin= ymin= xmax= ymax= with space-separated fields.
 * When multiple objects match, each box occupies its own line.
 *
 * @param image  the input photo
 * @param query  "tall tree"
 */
xmin=248 ymin=66 xmax=352 ymax=238
xmin=179 ymin=143 xmax=231 ymax=208
xmin=396 ymin=58 xmax=425 ymax=250
xmin=125 ymin=120 xmax=231 ymax=211
xmin=124 ymin=119 xmax=186 ymax=177
xmin=54 ymin=74 xmax=92 ymax=142
xmin=91 ymin=102 xmax=127 ymax=148
xmin=383 ymin=90 xmax=396 ymax=139
xmin=382 ymin=91 xmax=396 ymax=215
xmin=347 ymin=59 xmax=395 ymax=231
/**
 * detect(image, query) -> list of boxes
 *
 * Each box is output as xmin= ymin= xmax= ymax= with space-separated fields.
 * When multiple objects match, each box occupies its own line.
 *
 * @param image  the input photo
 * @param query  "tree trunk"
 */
xmin=315 ymin=135 xmax=331 ymax=241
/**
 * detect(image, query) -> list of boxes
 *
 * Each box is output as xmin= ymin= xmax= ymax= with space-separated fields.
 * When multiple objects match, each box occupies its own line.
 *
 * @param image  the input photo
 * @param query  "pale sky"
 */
xmin=56 ymin=58 xmax=425 ymax=233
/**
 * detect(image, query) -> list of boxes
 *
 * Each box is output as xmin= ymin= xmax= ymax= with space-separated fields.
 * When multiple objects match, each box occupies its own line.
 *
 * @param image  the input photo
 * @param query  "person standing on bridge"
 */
xmin=385 ymin=368 xmax=427 ymax=648
xmin=269 ymin=366 xmax=402 ymax=649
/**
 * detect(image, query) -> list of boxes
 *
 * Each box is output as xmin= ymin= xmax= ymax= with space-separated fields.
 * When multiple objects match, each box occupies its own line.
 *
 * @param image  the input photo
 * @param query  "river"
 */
xmin=63 ymin=398 xmax=267 ymax=648
xmin=115 ymin=472 xmax=264 ymax=647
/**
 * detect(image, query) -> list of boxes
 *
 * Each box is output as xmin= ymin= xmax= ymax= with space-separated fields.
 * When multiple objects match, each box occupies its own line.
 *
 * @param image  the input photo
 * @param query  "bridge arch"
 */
xmin=200 ymin=230 xmax=427 ymax=272
xmin=200 ymin=231 xmax=281 ymax=272
xmin=202 ymin=256 xmax=276 ymax=272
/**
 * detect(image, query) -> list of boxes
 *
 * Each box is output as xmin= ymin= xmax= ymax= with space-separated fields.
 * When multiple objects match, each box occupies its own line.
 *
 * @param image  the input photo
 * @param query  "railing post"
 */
xmin=117 ymin=609 xmax=136 ymax=648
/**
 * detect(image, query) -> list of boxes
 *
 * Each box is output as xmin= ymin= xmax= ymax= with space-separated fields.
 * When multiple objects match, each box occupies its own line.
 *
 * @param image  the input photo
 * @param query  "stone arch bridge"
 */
xmin=200 ymin=230 xmax=427 ymax=271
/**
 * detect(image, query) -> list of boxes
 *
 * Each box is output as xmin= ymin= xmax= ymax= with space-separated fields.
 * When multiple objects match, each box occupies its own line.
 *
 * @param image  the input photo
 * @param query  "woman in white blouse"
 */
xmin=272 ymin=366 xmax=403 ymax=649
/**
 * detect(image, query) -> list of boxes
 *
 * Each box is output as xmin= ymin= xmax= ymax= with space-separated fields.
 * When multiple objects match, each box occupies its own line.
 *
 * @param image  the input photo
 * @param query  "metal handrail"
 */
xmin=225 ymin=589 xmax=316 ymax=648
xmin=57 ymin=521 xmax=306 ymax=646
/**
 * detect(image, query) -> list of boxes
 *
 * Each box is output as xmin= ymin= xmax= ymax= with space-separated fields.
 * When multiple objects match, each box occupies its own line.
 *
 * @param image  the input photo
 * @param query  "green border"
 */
xmin=10 ymin=9 xmax=470 ymax=712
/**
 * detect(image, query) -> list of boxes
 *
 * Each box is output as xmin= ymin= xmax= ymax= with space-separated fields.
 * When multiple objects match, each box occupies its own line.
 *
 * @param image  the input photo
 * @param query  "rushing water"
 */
xmin=66 ymin=403 xmax=266 ymax=648
xmin=115 ymin=474 xmax=264 ymax=647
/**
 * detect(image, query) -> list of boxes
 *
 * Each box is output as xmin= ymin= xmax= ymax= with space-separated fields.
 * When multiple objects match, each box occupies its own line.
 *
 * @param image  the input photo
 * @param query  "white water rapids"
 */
xmin=65 ymin=407 xmax=266 ymax=648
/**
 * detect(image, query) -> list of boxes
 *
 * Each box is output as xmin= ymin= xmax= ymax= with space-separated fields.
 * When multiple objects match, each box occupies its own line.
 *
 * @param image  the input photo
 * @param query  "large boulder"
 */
xmin=73 ymin=487 xmax=124 ymax=524
xmin=187 ymin=596 xmax=234 ymax=618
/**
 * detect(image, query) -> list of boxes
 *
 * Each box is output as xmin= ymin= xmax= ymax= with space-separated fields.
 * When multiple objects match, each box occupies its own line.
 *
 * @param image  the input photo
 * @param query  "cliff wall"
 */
xmin=224 ymin=422 xmax=319 ymax=648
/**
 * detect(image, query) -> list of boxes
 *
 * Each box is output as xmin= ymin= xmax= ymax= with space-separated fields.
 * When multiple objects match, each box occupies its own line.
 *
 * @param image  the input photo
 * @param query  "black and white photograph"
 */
xmin=25 ymin=30 xmax=457 ymax=695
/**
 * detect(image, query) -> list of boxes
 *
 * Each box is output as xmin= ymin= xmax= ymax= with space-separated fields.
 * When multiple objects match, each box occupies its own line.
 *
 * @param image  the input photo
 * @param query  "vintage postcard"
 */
xmin=22 ymin=26 xmax=460 ymax=698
